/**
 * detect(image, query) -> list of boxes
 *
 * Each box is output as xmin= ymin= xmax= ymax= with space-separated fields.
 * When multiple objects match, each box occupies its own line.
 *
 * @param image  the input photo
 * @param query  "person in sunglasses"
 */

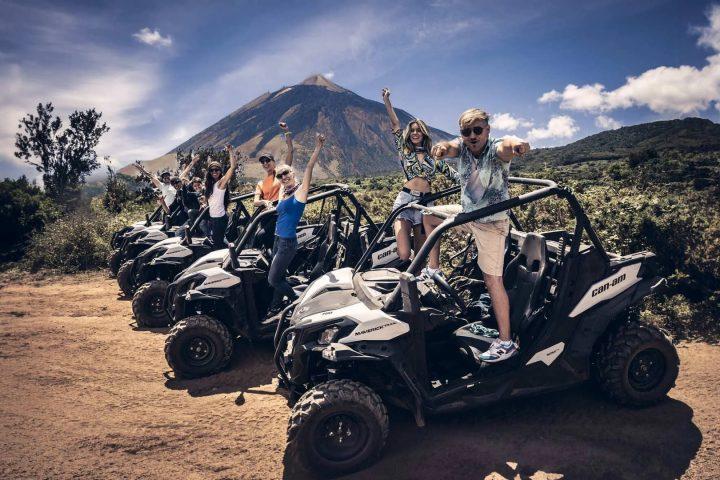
xmin=205 ymin=146 xmax=240 ymax=249
xmin=425 ymin=108 xmax=530 ymax=363
xmin=266 ymin=132 xmax=326 ymax=314
xmin=254 ymin=122 xmax=294 ymax=209
xmin=381 ymin=88 xmax=459 ymax=272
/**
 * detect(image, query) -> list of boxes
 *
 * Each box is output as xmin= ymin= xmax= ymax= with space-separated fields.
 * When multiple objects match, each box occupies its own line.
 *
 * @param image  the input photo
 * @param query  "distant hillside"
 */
xmin=120 ymin=75 xmax=454 ymax=179
xmin=521 ymin=117 xmax=720 ymax=169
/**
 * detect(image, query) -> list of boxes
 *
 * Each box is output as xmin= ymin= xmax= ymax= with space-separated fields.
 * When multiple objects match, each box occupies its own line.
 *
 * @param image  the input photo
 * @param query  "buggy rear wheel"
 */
xmin=108 ymin=250 xmax=123 ymax=277
xmin=164 ymin=315 xmax=233 ymax=378
xmin=133 ymin=280 xmax=171 ymax=328
xmin=287 ymin=380 xmax=388 ymax=474
xmin=596 ymin=321 xmax=679 ymax=406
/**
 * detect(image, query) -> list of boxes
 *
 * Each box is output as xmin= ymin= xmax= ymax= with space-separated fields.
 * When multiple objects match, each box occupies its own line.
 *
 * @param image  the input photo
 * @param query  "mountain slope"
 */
xmin=121 ymin=75 xmax=454 ymax=179
xmin=522 ymin=117 xmax=720 ymax=168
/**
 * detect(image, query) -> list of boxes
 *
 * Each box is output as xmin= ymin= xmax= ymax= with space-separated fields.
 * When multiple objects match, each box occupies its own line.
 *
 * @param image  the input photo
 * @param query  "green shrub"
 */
xmin=25 ymin=199 xmax=150 ymax=272
xmin=0 ymin=176 xmax=59 ymax=261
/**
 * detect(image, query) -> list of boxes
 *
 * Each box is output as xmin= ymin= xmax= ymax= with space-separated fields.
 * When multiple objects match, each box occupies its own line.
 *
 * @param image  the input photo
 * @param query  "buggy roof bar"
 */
xmin=379 ymin=177 xmax=609 ymax=311
xmin=354 ymin=185 xmax=461 ymax=271
xmin=231 ymin=183 xmax=366 ymax=256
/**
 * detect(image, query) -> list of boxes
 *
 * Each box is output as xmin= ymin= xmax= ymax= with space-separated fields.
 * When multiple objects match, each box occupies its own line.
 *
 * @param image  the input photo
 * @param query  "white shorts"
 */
xmin=429 ymin=204 xmax=509 ymax=276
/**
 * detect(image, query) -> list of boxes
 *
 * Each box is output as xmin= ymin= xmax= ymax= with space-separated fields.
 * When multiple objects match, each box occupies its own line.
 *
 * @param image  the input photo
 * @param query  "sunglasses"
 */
xmin=209 ymin=168 xmax=221 ymax=173
xmin=460 ymin=126 xmax=487 ymax=137
xmin=259 ymin=158 xmax=273 ymax=164
xmin=276 ymin=171 xmax=292 ymax=179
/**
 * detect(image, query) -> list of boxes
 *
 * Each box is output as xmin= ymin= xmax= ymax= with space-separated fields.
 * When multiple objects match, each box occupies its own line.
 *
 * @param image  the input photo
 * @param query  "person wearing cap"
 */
xmin=254 ymin=122 xmax=294 ymax=209
xmin=205 ymin=147 xmax=240 ymax=248
xmin=265 ymin=132 xmax=325 ymax=313
xmin=132 ymin=162 xmax=179 ymax=207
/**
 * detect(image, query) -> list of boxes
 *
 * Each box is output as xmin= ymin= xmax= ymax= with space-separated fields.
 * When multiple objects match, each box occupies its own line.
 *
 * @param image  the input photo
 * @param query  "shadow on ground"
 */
xmin=163 ymin=339 xmax=277 ymax=398
xmin=282 ymin=384 xmax=701 ymax=480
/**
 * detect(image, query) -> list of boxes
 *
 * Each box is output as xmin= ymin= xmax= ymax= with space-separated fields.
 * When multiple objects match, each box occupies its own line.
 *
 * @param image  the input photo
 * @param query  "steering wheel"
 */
xmin=430 ymin=272 xmax=467 ymax=315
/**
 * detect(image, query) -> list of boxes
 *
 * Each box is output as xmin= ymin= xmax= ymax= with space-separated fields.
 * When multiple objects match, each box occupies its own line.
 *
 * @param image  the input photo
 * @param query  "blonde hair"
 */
xmin=458 ymin=109 xmax=490 ymax=128
xmin=401 ymin=119 xmax=433 ymax=155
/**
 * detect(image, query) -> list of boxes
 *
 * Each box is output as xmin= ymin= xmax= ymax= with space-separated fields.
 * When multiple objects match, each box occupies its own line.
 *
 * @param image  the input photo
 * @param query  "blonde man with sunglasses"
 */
xmin=426 ymin=108 xmax=530 ymax=363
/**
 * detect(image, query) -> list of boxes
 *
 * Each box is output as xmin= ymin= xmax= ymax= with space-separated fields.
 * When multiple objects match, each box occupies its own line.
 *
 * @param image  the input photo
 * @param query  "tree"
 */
xmin=102 ymin=165 xmax=133 ymax=213
xmin=14 ymin=102 xmax=110 ymax=208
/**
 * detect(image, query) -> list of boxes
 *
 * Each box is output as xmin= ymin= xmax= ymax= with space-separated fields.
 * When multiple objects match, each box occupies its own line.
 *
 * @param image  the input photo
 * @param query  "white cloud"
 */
xmin=526 ymin=115 xmax=579 ymax=141
xmin=324 ymin=71 xmax=335 ymax=80
xmin=538 ymin=6 xmax=720 ymax=116
xmin=595 ymin=115 xmax=622 ymax=130
xmin=492 ymin=113 xmax=533 ymax=131
xmin=132 ymin=27 xmax=172 ymax=47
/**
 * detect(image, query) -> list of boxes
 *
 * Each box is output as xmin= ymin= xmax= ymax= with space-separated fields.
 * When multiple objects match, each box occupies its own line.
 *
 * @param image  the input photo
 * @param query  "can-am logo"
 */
xmin=377 ymin=249 xmax=396 ymax=260
xmin=592 ymin=273 xmax=626 ymax=297
xmin=354 ymin=322 xmax=394 ymax=336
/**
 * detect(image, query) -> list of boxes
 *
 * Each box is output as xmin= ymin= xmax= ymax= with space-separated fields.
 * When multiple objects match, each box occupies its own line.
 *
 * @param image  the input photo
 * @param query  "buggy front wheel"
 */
xmin=287 ymin=380 xmax=389 ymax=474
xmin=132 ymin=280 xmax=171 ymax=328
xmin=164 ymin=315 xmax=233 ymax=378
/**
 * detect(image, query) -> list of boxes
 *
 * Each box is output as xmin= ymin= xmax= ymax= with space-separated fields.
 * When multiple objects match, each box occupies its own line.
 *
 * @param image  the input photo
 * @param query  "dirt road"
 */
xmin=0 ymin=271 xmax=717 ymax=479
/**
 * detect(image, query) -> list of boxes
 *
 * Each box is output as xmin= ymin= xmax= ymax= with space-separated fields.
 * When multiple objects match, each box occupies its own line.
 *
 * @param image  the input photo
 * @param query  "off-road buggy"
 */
xmin=108 ymin=201 xmax=188 ymax=277
xmin=110 ymin=205 xmax=163 ymax=250
xmin=116 ymin=191 xmax=256 ymax=298
xmin=275 ymin=177 xmax=678 ymax=474
xmin=163 ymin=183 xmax=418 ymax=379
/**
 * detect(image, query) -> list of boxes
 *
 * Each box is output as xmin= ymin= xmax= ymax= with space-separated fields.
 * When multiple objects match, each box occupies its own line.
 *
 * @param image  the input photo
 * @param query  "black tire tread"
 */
xmin=108 ymin=250 xmax=122 ymax=277
xmin=287 ymin=379 xmax=389 ymax=473
xmin=132 ymin=280 xmax=170 ymax=328
xmin=117 ymin=260 xmax=136 ymax=297
xmin=596 ymin=321 xmax=679 ymax=406
xmin=164 ymin=315 xmax=232 ymax=378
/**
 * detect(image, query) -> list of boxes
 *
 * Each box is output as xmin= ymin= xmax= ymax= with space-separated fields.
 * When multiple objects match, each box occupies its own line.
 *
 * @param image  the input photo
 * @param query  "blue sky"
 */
xmin=1 ymin=0 xmax=719 ymax=179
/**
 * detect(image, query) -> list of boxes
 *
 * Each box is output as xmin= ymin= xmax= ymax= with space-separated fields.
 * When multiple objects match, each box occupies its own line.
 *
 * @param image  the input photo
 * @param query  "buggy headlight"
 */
xmin=318 ymin=326 xmax=340 ymax=345
xmin=283 ymin=332 xmax=296 ymax=359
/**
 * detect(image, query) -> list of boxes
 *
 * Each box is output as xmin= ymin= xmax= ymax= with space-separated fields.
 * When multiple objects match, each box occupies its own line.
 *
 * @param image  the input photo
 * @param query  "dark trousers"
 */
xmin=209 ymin=214 xmax=228 ymax=249
xmin=268 ymin=236 xmax=298 ymax=307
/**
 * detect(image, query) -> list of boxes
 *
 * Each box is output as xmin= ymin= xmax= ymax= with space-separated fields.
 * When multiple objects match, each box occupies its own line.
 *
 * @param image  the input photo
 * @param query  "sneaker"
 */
xmin=420 ymin=266 xmax=442 ymax=279
xmin=479 ymin=339 xmax=518 ymax=363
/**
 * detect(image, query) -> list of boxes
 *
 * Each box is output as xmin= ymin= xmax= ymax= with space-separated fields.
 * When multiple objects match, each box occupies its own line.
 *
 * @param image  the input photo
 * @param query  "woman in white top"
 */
xmin=204 ymin=145 xmax=239 ymax=249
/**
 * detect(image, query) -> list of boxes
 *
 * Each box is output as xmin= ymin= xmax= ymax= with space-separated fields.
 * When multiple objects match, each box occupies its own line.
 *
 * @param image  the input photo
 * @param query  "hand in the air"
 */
xmin=432 ymin=144 xmax=448 ymax=159
xmin=315 ymin=133 xmax=326 ymax=147
xmin=381 ymin=88 xmax=390 ymax=101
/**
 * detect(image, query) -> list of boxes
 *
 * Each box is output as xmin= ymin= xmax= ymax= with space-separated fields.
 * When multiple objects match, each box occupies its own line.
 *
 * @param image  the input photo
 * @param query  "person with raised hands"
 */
xmin=266 ymin=132 xmax=325 ymax=313
xmin=253 ymin=122 xmax=294 ymax=210
xmin=425 ymin=108 xmax=530 ymax=363
xmin=205 ymin=145 xmax=240 ymax=249
xmin=381 ymin=87 xmax=460 ymax=271
xmin=133 ymin=162 xmax=182 ymax=213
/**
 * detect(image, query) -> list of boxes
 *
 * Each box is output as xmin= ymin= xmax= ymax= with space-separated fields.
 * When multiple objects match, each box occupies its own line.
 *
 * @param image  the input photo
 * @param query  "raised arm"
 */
xmin=431 ymin=138 xmax=462 ymax=161
xmin=295 ymin=133 xmax=325 ymax=203
xmin=133 ymin=162 xmax=162 ymax=189
xmin=496 ymin=137 xmax=531 ymax=162
xmin=179 ymin=153 xmax=200 ymax=182
xmin=381 ymin=88 xmax=401 ymax=133
xmin=279 ymin=122 xmax=294 ymax=166
xmin=218 ymin=145 xmax=239 ymax=189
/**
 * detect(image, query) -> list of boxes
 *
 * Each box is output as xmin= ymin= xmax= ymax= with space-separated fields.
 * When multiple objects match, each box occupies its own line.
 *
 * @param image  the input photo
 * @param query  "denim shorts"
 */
xmin=392 ymin=190 xmax=434 ymax=226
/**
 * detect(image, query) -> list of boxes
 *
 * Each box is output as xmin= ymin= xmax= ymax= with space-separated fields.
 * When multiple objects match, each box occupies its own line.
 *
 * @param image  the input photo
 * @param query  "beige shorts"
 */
xmin=429 ymin=204 xmax=509 ymax=276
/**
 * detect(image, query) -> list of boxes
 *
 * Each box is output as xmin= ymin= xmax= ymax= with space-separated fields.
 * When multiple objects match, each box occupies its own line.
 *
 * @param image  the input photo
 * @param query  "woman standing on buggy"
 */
xmin=381 ymin=87 xmax=459 ymax=276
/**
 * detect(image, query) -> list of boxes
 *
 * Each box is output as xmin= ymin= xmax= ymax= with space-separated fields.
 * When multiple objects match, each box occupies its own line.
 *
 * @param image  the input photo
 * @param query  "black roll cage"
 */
xmin=180 ymin=190 xmax=256 ymax=245
xmin=227 ymin=184 xmax=376 ymax=270
xmin=376 ymin=177 xmax=608 ymax=311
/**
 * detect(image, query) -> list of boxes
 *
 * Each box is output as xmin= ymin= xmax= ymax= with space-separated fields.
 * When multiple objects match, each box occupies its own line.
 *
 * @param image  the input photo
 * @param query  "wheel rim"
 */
xmin=149 ymin=294 xmax=165 ymax=318
xmin=314 ymin=412 xmax=370 ymax=463
xmin=628 ymin=348 xmax=666 ymax=392
xmin=183 ymin=336 xmax=216 ymax=366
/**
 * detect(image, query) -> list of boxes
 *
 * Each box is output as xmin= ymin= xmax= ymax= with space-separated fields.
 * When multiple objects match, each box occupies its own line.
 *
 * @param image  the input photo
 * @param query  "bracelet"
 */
xmin=284 ymin=131 xmax=292 ymax=136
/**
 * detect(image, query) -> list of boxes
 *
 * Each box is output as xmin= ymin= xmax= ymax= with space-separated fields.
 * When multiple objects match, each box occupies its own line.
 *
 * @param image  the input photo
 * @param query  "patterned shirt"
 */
xmin=455 ymin=137 xmax=510 ymax=222
xmin=393 ymin=130 xmax=459 ymax=183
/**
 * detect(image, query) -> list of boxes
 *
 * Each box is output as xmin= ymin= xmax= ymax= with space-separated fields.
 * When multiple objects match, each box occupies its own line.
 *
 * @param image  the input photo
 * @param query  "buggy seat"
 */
xmin=287 ymin=218 xmax=338 ymax=288
xmin=453 ymin=233 xmax=548 ymax=362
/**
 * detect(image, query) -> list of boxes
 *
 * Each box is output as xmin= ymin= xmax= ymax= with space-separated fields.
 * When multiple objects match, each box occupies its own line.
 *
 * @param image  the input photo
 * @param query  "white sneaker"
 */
xmin=479 ymin=338 xmax=518 ymax=363
xmin=420 ymin=266 xmax=442 ymax=279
